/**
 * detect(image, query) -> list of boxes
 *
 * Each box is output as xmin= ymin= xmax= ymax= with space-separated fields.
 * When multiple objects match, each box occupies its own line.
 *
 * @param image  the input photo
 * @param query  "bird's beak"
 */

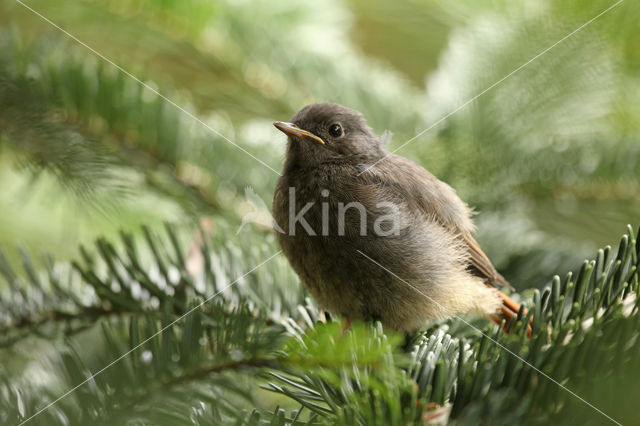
xmin=273 ymin=121 xmax=325 ymax=145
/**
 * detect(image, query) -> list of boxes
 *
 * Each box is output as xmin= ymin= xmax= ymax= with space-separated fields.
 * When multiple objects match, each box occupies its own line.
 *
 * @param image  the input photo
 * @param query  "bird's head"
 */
xmin=274 ymin=103 xmax=383 ymax=168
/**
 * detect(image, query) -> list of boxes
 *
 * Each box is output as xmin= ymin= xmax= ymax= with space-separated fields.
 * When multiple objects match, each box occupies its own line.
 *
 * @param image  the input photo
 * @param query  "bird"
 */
xmin=272 ymin=102 xmax=524 ymax=333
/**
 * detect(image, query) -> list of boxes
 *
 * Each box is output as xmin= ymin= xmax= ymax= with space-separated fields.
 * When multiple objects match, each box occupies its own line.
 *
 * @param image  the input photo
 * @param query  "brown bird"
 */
xmin=272 ymin=103 xmax=524 ymax=332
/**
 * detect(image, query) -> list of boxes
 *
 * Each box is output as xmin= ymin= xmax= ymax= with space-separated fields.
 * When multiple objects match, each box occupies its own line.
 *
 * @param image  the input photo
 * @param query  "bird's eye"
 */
xmin=328 ymin=123 xmax=343 ymax=138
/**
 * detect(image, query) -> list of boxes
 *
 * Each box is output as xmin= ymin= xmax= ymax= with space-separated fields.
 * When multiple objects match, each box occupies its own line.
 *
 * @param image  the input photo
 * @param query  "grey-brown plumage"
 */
xmin=273 ymin=103 xmax=520 ymax=332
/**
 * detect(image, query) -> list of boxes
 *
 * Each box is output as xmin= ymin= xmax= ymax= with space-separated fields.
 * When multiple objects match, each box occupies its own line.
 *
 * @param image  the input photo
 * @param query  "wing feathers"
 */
xmin=461 ymin=231 xmax=513 ymax=289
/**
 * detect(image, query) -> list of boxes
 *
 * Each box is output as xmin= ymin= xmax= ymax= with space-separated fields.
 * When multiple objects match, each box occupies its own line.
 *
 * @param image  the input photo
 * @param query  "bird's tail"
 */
xmin=489 ymin=287 xmax=532 ymax=337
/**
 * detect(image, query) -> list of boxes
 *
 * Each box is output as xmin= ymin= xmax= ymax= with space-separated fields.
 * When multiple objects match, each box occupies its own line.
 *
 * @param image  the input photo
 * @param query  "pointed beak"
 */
xmin=273 ymin=121 xmax=325 ymax=145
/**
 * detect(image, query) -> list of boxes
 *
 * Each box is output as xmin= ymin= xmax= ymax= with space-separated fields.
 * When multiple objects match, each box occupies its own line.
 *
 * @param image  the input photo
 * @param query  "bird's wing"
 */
xmin=461 ymin=231 xmax=513 ymax=289
xmin=367 ymin=154 xmax=512 ymax=289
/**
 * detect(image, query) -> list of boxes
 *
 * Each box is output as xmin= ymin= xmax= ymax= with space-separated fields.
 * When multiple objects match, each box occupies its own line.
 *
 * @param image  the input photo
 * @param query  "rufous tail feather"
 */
xmin=489 ymin=287 xmax=532 ymax=337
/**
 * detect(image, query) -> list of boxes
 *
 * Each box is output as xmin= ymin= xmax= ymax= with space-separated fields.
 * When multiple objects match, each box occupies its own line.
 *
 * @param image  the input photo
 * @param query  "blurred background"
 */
xmin=1 ymin=0 xmax=639 ymax=423
xmin=1 ymin=0 xmax=638 ymax=289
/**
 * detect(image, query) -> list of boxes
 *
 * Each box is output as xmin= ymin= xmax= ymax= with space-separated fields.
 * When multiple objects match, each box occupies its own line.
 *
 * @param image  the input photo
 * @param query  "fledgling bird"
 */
xmin=272 ymin=103 xmax=523 ymax=332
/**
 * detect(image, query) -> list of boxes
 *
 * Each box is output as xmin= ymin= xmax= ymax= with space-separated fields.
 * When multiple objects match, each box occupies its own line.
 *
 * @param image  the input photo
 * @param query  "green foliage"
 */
xmin=1 ymin=0 xmax=639 ymax=424
xmin=1 ymin=224 xmax=638 ymax=424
